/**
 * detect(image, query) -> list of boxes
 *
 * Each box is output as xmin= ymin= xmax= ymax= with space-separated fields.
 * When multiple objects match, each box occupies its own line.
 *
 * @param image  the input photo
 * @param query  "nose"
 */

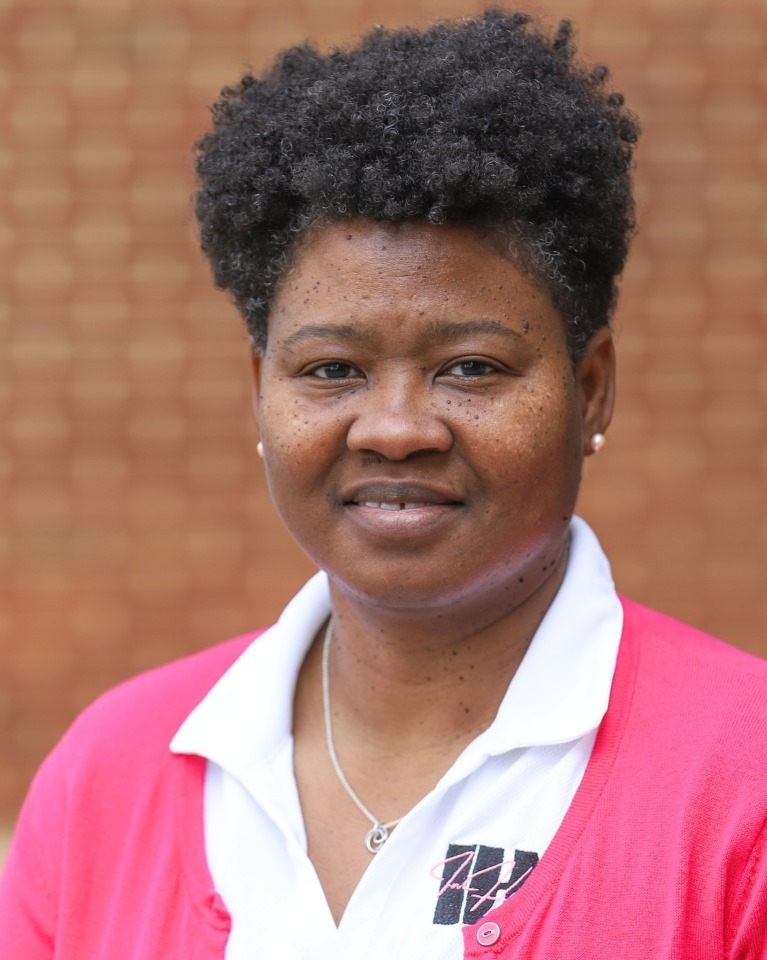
xmin=345 ymin=373 xmax=453 ymax=461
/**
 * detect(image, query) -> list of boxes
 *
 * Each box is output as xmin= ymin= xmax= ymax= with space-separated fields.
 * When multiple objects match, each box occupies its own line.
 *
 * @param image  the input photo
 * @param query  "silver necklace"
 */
xmin=321 ymin=620 xmax=402 ymax=853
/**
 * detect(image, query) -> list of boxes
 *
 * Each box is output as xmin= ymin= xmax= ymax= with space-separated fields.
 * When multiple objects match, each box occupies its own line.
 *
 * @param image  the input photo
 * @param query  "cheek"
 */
xmin=258 ymin=388 xmax=342 ymax=499
xmin=259 ymin=388 xmax=314 ymax=453
xmin=488 ymin=383 xmax=582 ymax=496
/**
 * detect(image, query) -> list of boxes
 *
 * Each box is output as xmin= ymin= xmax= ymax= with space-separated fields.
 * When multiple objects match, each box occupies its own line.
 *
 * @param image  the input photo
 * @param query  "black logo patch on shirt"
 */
xmin=431 ymin=843 xmax=539 ymax=925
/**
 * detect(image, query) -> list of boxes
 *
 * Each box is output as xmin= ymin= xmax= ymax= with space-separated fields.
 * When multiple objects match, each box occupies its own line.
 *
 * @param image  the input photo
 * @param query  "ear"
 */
xmin=575 ymin=326 xmax=616 ymax=456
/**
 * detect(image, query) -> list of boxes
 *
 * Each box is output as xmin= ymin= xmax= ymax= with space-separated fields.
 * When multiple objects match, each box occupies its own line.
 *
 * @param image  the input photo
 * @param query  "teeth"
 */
xmin=361 ymin=501 xmax=430 ymax=511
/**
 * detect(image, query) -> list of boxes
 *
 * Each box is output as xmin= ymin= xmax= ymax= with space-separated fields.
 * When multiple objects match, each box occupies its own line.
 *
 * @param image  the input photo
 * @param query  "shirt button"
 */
xmin=476 ymin=921 xmax=501 ymax=946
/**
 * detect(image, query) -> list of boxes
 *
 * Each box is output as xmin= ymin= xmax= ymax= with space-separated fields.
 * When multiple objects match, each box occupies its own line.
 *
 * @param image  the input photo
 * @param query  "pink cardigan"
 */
xmin=2 ymin=599 xmax=767 ymax=958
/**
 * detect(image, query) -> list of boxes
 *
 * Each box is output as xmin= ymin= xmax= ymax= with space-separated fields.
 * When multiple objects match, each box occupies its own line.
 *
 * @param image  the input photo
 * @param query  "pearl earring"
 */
xmin=590 ymin=433 xmax=605 ymax=453
xmin=256 ymin=441 xmax=264 ymax=459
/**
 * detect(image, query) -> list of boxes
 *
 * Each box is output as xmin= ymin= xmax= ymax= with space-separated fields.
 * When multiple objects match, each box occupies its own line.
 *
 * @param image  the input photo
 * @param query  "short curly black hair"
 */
xmin=195 ymin=8 xmax=639 ymax=360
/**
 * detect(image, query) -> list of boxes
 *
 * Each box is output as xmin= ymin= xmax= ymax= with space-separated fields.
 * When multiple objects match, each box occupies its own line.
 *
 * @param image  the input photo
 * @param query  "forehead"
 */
xmin=267 ymin=219 xmax=565 ymax=347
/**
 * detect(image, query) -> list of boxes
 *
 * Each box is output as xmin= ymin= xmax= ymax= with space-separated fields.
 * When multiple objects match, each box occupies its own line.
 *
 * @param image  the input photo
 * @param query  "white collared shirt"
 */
xmin=171 ymin=517 xmax=622 ymax=960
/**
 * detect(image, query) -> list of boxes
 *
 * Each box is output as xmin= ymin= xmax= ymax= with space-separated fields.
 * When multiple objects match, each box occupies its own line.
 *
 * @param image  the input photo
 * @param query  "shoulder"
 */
xmin=595 ymin=601 xmax=767 ymax=881
xmin=55 ymin=630 xmax=265 ymax=775
xmin=616 ymin=597 xmax=767 ymax=766
xmin=2 ymin=636 xmax=263 ymax=952
xmin=620 ymin=596 xmax=767 ymax=684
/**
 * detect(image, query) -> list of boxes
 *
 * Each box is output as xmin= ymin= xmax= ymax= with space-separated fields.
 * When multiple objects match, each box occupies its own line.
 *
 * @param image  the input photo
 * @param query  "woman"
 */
xmin=2 ymin=9 xmax=766 ymax=959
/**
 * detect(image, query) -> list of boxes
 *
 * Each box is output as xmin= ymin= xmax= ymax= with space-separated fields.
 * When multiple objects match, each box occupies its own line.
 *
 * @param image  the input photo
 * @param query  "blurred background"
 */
xmin=1 ymin=0 xmax=765 ymax=854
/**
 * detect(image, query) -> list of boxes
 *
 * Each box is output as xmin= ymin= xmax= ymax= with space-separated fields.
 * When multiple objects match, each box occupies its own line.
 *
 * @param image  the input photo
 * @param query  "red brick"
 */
xmin=1 ymin=0 xmax=766 ymax=825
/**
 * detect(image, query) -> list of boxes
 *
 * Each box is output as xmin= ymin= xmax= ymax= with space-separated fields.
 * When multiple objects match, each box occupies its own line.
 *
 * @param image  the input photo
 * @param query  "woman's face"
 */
xmin=253 ymin=220 xmax=613 ymax=619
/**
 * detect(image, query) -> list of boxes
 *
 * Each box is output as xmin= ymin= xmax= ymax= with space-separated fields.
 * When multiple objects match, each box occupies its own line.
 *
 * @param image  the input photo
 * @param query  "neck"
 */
xmin=314 ymin=550 xmax=568 ymax=752
xmin=291 ymin=552 xmax=569 ymax=855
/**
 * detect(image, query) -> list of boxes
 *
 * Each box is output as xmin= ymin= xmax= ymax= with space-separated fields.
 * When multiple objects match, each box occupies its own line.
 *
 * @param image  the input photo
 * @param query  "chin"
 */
xmin=326 ymin=555 xmax=560 ymax=625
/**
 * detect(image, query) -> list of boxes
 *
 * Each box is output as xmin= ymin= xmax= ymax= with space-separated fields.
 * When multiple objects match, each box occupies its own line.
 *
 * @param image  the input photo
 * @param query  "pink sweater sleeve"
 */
xmin=0 ymin=636 xmax=252 ymax=959
xmin=727 ymin=818 xmax=767 ymax=959
xmin=0 ymin=749 xmax=65 ymax=958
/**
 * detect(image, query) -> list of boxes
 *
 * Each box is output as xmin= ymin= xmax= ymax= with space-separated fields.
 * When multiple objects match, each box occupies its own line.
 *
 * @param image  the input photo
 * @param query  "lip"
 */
xmin=342 ymin=481 xmax=464 ymax=508
xmin=341 ymin=481 xmax=464 ymax=536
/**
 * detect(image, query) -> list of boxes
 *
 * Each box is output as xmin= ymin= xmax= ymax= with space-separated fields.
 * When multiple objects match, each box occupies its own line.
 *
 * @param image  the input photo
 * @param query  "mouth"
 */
xmin=343 ymin=482 xmax=463 ymax=510
xmin=358 ymin=500 xmax=440 ymax=511
xmin=341 ymin=483 xmax=464 ymax=535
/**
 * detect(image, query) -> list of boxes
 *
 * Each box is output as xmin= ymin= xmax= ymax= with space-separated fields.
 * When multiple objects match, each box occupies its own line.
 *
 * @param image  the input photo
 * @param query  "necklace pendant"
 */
xmin=365 ymin=823 xmax=389 ymax=854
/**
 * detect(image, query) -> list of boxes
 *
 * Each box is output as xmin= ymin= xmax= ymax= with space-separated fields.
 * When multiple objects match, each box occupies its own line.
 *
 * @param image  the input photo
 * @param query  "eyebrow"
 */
xmin=281 ymin=324 xmax=370 ymax=351
xmin=280 ymin=318 xmax=527 ymax=351
xmin=422 ymin=318 xmax=527 ymax=345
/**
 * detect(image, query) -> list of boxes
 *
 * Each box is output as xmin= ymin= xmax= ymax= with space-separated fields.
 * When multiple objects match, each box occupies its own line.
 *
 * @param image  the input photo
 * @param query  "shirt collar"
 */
xmin=468 ymin=515 xmax=622 ymax=758
xmin=170 ymin=572 xmax=330 ymax=779
xmin=171 ymin=517 xmax=622 ymax=780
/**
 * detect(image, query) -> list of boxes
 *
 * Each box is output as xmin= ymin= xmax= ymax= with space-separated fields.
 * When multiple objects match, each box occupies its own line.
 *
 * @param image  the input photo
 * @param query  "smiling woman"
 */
xmin=2 ymin=8 xmax=766 ymax=960
xmin=256 ymin=220 xmax=608 ymax=624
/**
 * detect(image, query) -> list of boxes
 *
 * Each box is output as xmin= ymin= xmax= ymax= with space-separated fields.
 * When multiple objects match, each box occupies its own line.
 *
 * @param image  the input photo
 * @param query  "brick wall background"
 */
xmin=1 ymin=0 xmax=765 ymax=826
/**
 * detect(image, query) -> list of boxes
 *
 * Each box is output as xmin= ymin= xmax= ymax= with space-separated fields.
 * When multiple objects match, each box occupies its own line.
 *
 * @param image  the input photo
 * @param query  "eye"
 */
xmin=310 ymin=361 xmax=363 ymax=380
xmin=442 ymin=359 xmax=497 ymax=378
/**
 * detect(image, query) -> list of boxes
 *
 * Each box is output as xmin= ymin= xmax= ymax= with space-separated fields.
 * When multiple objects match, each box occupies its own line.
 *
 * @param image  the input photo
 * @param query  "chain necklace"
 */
xmin=321 ymin=620 xmax=403 ymax=853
